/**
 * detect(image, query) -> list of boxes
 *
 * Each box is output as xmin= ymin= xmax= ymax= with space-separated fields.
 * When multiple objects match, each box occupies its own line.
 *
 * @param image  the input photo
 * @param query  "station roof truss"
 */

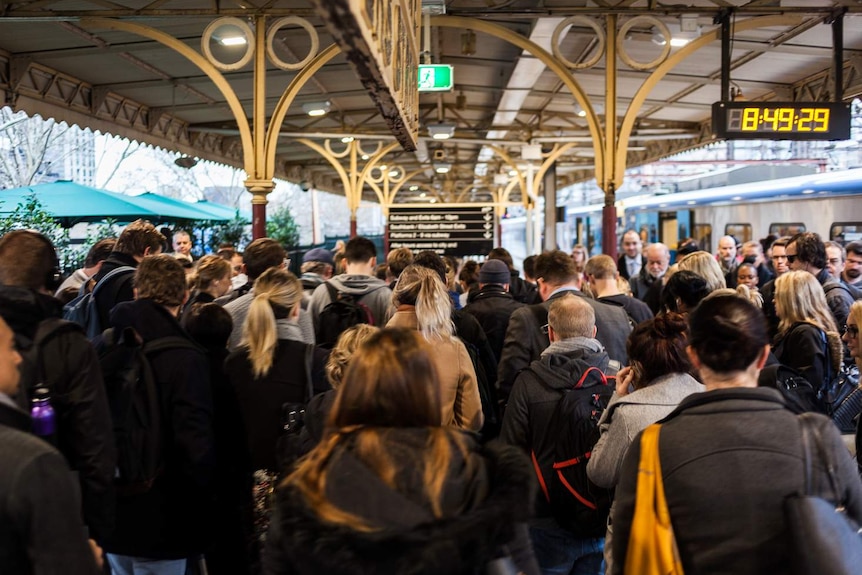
xmin=0 ymin=0 xmax=860 ymax=208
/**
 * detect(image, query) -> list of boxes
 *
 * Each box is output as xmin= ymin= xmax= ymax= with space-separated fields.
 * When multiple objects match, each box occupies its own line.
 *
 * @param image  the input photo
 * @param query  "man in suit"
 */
xmin=497 ymin=250 xmax=632 ymax=402
xmin=617 ymin=230 xmax=644 ymax=281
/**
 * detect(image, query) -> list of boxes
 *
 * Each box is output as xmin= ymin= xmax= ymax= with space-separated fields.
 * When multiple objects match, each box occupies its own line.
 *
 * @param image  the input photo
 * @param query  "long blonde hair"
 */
xmin=285 ymin=328 xmax=472 ymax=531
xmin=848 ymin=301 xmax=862 ymax=370
xmin=392 ymin=264 xmax=454 ymax=341
xmin=775 ymin=270 xmax=837 ymax=334
xmin=243 ymin=268 xmax=303 ymax=378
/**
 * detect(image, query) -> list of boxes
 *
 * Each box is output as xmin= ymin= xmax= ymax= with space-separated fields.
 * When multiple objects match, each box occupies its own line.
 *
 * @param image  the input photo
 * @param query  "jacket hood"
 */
xmin=327 ymin=275 xmax=389 ymax=296
xmin=532 ymin=342 xmax=610 ymax=391
xmin=0 ymin=286 xmax=62 ymax=339
xmin=109 ymin=298 xmax=188 ymax=341
xmin=273 ymin=430 xmax=534 ymax=575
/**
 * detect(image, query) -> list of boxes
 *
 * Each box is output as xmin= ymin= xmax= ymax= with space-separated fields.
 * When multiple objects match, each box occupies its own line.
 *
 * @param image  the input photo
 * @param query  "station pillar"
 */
xmin=245 ymin=178 xmax=275 ymax=239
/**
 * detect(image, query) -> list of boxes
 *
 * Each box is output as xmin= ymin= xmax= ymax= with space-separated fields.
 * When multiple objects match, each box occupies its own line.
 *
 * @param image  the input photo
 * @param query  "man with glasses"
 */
xmin=785 ymin=231 xmax=854 ymax=332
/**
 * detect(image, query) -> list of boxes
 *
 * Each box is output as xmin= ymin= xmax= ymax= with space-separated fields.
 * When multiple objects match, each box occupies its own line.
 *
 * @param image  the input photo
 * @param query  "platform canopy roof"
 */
xmin=0 ymin=1 xmax=860 ymax=207
xmin=0 ymin=180 xmax=234 ymax=226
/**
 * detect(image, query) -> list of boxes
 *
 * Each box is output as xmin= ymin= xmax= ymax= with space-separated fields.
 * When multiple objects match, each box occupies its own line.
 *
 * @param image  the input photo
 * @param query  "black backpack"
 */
xmin=531 ymin=366 xmax=614 ymax=537
xmin=759 ymin=363 xmax=824 ymax=415
xmin=316 ymin=282 xmax=375 ymax=348
xmin=13 ymin=317 xmax=83 ymax=422
xmin=96 ymin=327 xmax=201 ymax=494
xmin=63 ymin=266 xmax=135 ymax=339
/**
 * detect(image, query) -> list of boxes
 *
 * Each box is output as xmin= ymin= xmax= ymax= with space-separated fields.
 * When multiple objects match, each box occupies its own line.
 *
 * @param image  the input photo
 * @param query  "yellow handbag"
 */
xmin=623 ymin=424 xmax=684 ymax=575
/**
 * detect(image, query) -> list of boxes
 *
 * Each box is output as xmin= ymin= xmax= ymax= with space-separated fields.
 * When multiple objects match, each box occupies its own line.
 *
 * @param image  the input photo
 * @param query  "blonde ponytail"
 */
xmin=242 ymin=268 xmax=303 ymax=378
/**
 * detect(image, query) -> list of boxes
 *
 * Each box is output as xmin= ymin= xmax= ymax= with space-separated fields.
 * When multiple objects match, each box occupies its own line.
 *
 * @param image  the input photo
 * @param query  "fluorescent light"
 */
xmin=409 ymin=185 xmax=419 ymax=191
xmin=434 ymin=162 xmax=451 ymax=174
xmin=302 ymin=101 xmax=331 ymax=116
xmin=669 ymin=37 xmax=690 ymax=47
xmin=428 ymin=122 xmax=456 ymax=140
xmin=218 ymin=35 xmax=247 ymax=46
xmin=341 ymin=136 xmax=354 ymax=143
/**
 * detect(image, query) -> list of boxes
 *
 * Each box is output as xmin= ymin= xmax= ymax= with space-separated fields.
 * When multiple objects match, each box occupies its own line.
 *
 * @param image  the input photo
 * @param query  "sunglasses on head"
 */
xmin=786 ymin=254 xmax=797 ymax=263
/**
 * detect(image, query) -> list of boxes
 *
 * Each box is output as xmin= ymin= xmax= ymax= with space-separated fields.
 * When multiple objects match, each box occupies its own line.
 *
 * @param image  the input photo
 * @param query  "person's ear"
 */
xmin=755 ymin=344 xmax=770 ymax=370
xmin=591 ymin=325 xmax=597 ymax=338
xmin=133 ymin=287 xmax=139 ymax=300
xmin=291 ymin=303 xmax=301 ymax=320
xmin=686 ymin=345 xmax=702 ymax=370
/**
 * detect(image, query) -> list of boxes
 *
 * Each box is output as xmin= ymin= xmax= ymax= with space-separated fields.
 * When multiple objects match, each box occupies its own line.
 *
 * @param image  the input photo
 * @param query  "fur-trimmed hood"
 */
xmin=264 ymin=429 xmax=535 ymax=575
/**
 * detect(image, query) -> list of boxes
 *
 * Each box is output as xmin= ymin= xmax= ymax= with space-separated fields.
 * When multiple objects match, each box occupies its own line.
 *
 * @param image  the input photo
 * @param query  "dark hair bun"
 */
xmin=652 ymin=312 xmax=687 ymax=339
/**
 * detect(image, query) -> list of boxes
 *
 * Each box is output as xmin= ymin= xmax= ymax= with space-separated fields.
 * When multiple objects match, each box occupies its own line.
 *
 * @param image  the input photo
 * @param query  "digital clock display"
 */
xmin=712 ymin=102 xmax=851 ymax=141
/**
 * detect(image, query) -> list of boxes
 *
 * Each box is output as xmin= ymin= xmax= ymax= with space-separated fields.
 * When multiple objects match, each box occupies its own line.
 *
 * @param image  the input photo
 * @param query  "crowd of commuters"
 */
xmin=1 ymin=221 xmax=861 ymax=575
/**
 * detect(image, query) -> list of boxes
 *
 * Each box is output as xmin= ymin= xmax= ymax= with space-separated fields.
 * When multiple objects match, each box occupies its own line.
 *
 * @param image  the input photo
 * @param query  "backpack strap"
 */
xmin=92 ymin=265 xmax=136 ymax=298
xmin=324 ymin=280 xmax=339 ymax=303
xmin=303 ymin=343 xmax=314 ymax=402
xmin=574 ymin=366 xmax=612 ymax=389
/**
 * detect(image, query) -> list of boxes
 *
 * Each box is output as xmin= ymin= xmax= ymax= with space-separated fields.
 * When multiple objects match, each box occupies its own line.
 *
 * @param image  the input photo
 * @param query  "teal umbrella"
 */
xmin=193 ymin=199 xmax=244 ymax=220
xmin=126 ymin=193 xmax=231 ymax=222
xmin=0 ymin=181 xmax=160 ymax=226
xmin=0 ymin=181 xmax=233 ymax=225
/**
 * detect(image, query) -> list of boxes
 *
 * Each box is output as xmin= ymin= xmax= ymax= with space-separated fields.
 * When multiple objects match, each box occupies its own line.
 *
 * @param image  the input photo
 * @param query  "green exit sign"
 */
xmin=418 ymin=64 xmax=454 ymax=92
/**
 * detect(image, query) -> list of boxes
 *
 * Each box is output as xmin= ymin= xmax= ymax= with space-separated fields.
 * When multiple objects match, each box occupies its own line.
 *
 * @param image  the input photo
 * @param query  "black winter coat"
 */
xmin=263 ymin=429 xmax=539 ymax=575
xmin=464 ymin=285 xmax=524 ymax=364
xmin=225 ymin=339 xmax=329 ymax=472
xmin=497 ymin=289 xmax=631 ymax=400
xmin=0 ymin=286 xmax=116 ymax=541
xmin=500 ymin=340 xmax=611 ymax=521
xmin=0 ymin=402 xmax=101 ymax=575
xmin=91 ymin=252 xmax=138 ymax=331
xmin=104 ymin=299 xmax=216 ymax=559
xmin=773 ymin=321 xmax=835 ymax=396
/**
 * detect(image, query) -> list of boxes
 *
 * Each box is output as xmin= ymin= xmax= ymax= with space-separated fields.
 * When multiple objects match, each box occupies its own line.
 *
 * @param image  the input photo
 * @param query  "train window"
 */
xmin=725 ymin=223 xmax=752 ymax=243
xmin=692 ymin=224 xmax=712 ymax=251
xmin=830 ymin=222 xmax=862 ymax=245
xmin=768 ymin=223 xmax=806 ymax=237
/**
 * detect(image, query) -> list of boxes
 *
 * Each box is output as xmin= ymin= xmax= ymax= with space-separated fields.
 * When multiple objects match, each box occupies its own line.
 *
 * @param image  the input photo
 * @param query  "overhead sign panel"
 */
xmin=388 ymin=206 xmax=494 ymax=257
xmin=712 ymin=101 xmax=851 ymax=141
xmin=418 ymin=64 xmax=453 ymax=92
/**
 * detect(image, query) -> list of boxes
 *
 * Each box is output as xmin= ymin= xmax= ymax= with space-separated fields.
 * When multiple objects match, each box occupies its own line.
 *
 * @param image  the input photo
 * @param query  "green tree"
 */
xmin=203 ymin=212 xmax=251 ymax=253
xmin=0 ymin=194 xmax=73 ymax=269
xmin=266 ymin=205 xmax=300 ymax=249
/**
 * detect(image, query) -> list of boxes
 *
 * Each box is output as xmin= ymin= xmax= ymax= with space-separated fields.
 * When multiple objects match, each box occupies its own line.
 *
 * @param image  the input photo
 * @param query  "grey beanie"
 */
xmin=479 ymin=259 xmax=511 ymax=285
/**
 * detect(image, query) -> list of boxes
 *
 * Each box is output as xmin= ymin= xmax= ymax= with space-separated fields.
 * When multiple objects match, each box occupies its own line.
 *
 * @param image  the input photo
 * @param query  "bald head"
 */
xmin=718 ymin=236 xmax=737 ymax=265
xmin=548 ymin=293 xmax=596 ymax=340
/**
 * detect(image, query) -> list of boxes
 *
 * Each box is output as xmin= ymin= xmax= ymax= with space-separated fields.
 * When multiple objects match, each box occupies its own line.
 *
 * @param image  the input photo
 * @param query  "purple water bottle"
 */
xmin=30 ymin=387 xmax=56 ymax=438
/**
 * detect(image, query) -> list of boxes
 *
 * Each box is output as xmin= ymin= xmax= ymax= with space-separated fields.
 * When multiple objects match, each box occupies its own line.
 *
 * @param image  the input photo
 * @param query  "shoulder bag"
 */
xmin=623 ymin=424 xmax=684 ymax=575
xmin=784 ymin=413 xmax=862 ymax=575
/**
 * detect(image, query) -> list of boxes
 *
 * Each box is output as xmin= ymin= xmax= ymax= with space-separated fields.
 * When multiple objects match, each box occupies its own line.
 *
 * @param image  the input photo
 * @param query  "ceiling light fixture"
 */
xmin=434 ymin=162 xmax=451 ymax=174
xmin=302 ymin=101 xmax=331 ymax=117
xmin=341 ymin=136 xmax=354 ymax=143
xmin=428 ymin=122 xmax=456 ymax=140
xmin=217 ymin=35 xmax=247 ymax=46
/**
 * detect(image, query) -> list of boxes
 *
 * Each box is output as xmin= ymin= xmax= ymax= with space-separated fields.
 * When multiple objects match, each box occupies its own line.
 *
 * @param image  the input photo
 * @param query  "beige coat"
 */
xmin=387 ymin=309 xmax=484 ymax=431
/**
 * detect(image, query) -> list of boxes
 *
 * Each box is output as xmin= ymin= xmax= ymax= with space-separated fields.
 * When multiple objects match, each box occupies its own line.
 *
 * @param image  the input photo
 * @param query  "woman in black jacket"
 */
xmin=264 ymin=328 xmax=539 ymax=575
xmin=773 ymin=269 xmax=842 ymax=397
xmin=224 ymin=269 xmax=328 ymax=543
